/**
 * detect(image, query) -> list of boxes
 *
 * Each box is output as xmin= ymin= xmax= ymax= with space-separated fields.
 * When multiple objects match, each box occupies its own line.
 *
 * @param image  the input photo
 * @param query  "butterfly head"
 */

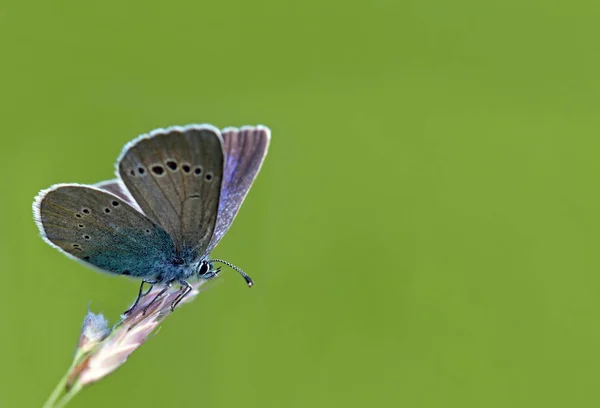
xmin=196 ymin=259 xmax=254 ymax=287
xmin=196 ymin=260 xmax=220 ymax=280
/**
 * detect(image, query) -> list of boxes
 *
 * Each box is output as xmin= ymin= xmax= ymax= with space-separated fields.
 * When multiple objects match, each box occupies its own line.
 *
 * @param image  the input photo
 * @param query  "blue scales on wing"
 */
xmin=205 ymin=126 xmax=270 ymax=253
xmin=34 ymin=184 xmax=177 ymax=279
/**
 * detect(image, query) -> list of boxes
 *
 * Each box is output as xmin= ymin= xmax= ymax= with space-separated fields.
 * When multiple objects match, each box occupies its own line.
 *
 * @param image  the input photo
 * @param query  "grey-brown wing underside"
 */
xmin=95 ymin=179 xmax=140 ymax=211
xmin=33 ymin=184 xmax=176 ymax=278
xmin=117 ymin=125 xmax=224 ymax=257
xmin=205 ymin=126 xmax=270 ymax=253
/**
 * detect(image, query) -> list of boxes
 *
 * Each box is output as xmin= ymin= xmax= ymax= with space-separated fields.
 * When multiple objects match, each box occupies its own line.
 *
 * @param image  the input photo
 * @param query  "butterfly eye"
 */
xmin=198 ymin=261 xmax=210 ymax=275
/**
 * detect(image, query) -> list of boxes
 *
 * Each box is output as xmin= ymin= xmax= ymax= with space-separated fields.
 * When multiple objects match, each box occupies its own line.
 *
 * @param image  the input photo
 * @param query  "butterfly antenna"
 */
xmin=210 ymin=259 xmax=254 ymax=287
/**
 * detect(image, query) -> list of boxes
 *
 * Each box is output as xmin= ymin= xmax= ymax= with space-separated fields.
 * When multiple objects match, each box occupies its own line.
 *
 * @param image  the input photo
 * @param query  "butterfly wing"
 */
xmin=205 ymin=126 xmax=271 ymax=253
xmin=117 ymin=125 xmax=224 ymax=257
xmin=95 ymin=179 xmax=141 ymax=211
xmin=33 ymin=184 xmax=176 ymax=278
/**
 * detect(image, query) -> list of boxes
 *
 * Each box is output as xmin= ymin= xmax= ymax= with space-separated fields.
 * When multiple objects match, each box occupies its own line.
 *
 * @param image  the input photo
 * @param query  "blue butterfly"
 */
xmin=33 ymin=125 xmax=270 ymax=310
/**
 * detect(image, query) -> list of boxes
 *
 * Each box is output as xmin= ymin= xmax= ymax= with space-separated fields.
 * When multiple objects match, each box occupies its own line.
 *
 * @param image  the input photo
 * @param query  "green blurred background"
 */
xmin=2 ymin=0 xmax=600 ymax=407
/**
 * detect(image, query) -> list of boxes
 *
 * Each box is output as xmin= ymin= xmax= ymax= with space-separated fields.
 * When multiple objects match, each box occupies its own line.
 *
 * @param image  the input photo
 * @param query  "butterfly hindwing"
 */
xmin=34 ymin=184 xmax=176 ymax=278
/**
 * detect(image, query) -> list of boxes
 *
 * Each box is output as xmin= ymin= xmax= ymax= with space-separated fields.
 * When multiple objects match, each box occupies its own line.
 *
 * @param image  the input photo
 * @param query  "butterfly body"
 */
xmin=33 ymin=124 xmax=270 ymax=301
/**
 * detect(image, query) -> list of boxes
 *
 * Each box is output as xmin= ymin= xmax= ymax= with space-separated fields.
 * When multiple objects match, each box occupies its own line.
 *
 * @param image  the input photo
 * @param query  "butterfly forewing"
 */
xmin=117 ymin=126 xmax=224 ymax=256
xmin=206 ymin=126 xmax=271 ymax=253
xmin=34 ymin=185 xmax=176 ymax=278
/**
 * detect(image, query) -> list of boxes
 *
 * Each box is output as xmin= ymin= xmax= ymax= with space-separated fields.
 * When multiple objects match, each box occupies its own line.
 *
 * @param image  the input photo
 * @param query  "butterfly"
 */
xmin=33 ymin=124 xmax=270 ymax=310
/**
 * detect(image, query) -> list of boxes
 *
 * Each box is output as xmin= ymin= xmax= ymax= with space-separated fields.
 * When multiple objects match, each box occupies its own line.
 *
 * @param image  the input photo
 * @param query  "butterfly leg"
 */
xmin=125 ymin=280 xmax=157 ymax=314
xmin=170 ymin=279 xmax=193 ymax=311
xmin=141 ymin=282 xmax=172 ymax=315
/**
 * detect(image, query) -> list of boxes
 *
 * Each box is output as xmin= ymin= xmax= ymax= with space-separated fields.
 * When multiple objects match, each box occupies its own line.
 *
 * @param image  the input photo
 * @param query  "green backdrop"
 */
xmin=2 ymin=0 xmax=600 ymax=407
